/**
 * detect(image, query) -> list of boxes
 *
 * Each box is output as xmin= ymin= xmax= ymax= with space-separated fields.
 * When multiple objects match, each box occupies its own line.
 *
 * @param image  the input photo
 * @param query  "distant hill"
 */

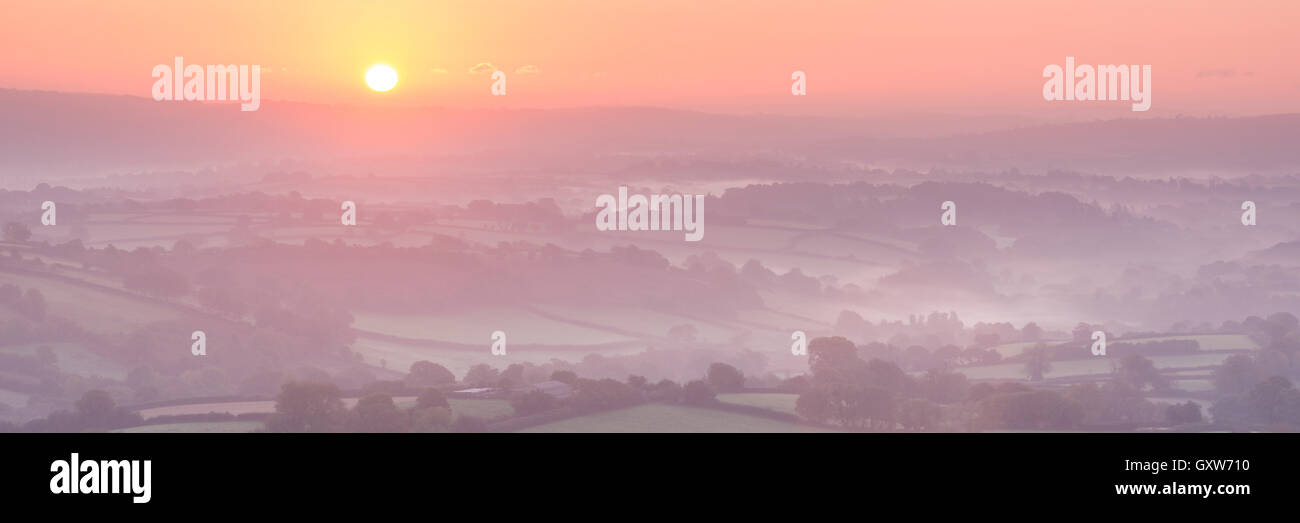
xmin=3 ymin=88 xmax=1299 ymax=181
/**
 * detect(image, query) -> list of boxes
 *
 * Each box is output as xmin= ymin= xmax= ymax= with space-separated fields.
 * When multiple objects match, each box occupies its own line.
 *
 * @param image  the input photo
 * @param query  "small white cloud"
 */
xmin=469 ymin=62 xmax=497 ymax=75
xmin=515 ymin=64 xmax=540 ymax=75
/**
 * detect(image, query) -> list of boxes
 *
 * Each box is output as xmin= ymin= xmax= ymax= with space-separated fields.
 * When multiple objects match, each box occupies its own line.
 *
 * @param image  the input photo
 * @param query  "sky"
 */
xmin=1 ymin=0 xmax=1298 ymax=117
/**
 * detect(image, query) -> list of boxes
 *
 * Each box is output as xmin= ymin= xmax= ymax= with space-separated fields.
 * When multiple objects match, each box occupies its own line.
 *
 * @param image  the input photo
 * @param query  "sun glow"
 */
xmin=365 ymin=64 xmax=398 ymax=92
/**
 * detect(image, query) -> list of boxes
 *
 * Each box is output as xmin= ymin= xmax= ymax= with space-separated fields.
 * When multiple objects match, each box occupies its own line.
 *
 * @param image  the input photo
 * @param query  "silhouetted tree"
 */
xmin=706 ymin=362 xmax=745 ymax=392
xmin=407 ymin=361 xmax=456 ymax=387
xmin=349 ymin=394 xmax=408 ymax=433
xmin=681 ymin=380 xmax=716 ymax=406
xmin=267 ymin=381 xmax=347 ymax=432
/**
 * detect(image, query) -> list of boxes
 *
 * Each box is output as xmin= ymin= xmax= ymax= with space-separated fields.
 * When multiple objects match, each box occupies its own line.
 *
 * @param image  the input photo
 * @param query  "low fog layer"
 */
xmin=2 ymin=93 xmax=1299 ymax=433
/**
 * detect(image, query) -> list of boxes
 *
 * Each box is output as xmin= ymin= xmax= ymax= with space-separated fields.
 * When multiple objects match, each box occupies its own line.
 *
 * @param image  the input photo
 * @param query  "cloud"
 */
xmin=468 ymin=62 xmax=497 ymax=75
xmin=431 ymin=67 xmax=448 ymax=74
xmin=515 ymin=64 xmax=541 ymax=75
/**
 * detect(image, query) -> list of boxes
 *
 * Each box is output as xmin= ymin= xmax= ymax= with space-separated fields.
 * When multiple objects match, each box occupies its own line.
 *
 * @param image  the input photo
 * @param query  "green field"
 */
xmin=113 ymin=421 xmax=264 ymax=433
xmin=989 ymin=333 xmax=1259 ymax=359
xmin=716 ymin=393 xmax=799 ymax=416
xmin=392 ymin=398 xmax=514 ymax=420
xmin=352 ymin=308 xmax=637 ymax=345
xmin=518 ymin=403 xmax=835 ymax=433
xmin=0 ymin=270 xmax=187 ymax=333
xmin=1113 ymin=334 xmax=1258 ymax=351
xmin=352 ymin=335 xmax=640 ymax=377
xmin=959 ymin=351 xmax=1240 ymax=382
xmin=138 ymin=397 xmax=509 ymax=421
xmin=0 ymin=342 xmax=128 ymax=380
xmin=989 ymin=341 xmax=1054 ymax=358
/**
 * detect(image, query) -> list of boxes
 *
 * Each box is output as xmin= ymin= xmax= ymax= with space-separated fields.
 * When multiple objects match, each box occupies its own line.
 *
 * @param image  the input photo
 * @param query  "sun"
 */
xmin=365 ymin=64 xmax=398 ymax=92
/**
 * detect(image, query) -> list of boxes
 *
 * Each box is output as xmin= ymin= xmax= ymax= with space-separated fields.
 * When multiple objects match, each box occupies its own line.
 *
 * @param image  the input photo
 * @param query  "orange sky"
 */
xmin=2 ymin=0 xmax=1298 ymax=116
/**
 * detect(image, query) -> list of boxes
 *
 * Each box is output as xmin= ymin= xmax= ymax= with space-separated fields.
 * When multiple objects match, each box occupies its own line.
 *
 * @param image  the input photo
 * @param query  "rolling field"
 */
xmin=414 ymin=398 xmax=513 ymax=420
xmin=0 ymin=269 xmax=187 ymax=333
xmin=352 ymin=308 xmax=637 ymax=346
xmin=517 ymin=403 xmax=835 ymax=433
xmin=716 ymin=392 xmax=800 ymax=416
xmin=112 ymin=421 xmax=264 ymax=433
xmin=958 ymin=352 xmax=1240 ymax=383
xmin=352 ymin=335 xmax=642 ymax=377
xmin=134 ymin=397 xmax=508 ymax=420
xmin=989 ymin=333 xmax=1259 ymax=359
xmin=0 ymin=342 xmax=128 ymax=380
xmin=1114 ymin=334 xmax=1258 ymax=351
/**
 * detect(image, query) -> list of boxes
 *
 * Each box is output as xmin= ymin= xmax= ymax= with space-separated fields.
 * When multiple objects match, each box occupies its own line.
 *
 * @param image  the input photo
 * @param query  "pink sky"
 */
xmin=1 ymin=0 xmax=1297 ymax=116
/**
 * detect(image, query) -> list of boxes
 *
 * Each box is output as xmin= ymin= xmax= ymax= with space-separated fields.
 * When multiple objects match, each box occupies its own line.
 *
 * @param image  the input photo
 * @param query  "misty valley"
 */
xmin=2 ymin=129 xmax=1300 ymax=434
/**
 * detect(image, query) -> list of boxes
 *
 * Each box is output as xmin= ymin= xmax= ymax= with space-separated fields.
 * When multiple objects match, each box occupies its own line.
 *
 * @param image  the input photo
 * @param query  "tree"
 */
xmin=498 ymin=363 xmax=525 ymax=388
xmin=1165 ymin=401 xmax=1203 ymax=424
xmin=981 ymin=390 xmax=1083 ymax=430
xmin=349 ymin=394 xmax=408 ymax=433
xmin=843 ymin=386 xmax=896 ymax=430
xmin=706 ymin=362 xmax=745 ymax=392
xmin=922 ymin=369 xmax=969 ymax=404
xmin=416 ymin=388 xmax=450 ymax=410
xmin=807 ymin=336 xmax=863 ymax=385
xmin=898 ymin=398 xmax=941 ymax=431
xmin=73 ymin=390 xmax=140 ymax=430
xmin=267 ymin=381 xmax=347 ymax=432
xmin=1071 ymin=323 xmax=1094 ymax=343
xmin=550 ymin=370 xmax=578 ymax=385
xmin=572 ymin=378 xmax=641 ymax=411
xmin=1023 ymin=344 xmax=1052 ymax=381
xmin=795 ymin=387 xmax=833 ymax=424
xmin=681 ymin=380 xmax=716 ymax=406
xmin=450 ymin=415 xmax=488 ymax=433
xmin=2 ymin=222 xmax=31 ymax=243
xmin=462 ymin=364 xmax=500 ymax=388
xmin=796 ymin=383 xmax=896 ymax=430
xmin=1021 ymin=322 xmax=1044 ymax=342
xmin=411 ymin=406 xmax=453 ymax=432
xmin=75 ymin=390 xmax=116 ymax=420
xmin=1115 ymin=354 xmax=1168 ymax=391
xmin=1247 ymin=376 xmax=1300 ymax=425
xmin=406 ymin=361 xmax=456 ymax=388
xmin=409 ymin=389 xmax=453 ymax=432
xmin=862 ymin=359 xmax=912 ymax=395
xmin=1213 ymin=355 xmax=1261 ymax=396
xmin=511 ymin=390 xmax=559 ymax=416
xmin=650 ymin=379 xmax=682 ymax=402
xmin=1064 ymin=382 xmax=1161 ymax=426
